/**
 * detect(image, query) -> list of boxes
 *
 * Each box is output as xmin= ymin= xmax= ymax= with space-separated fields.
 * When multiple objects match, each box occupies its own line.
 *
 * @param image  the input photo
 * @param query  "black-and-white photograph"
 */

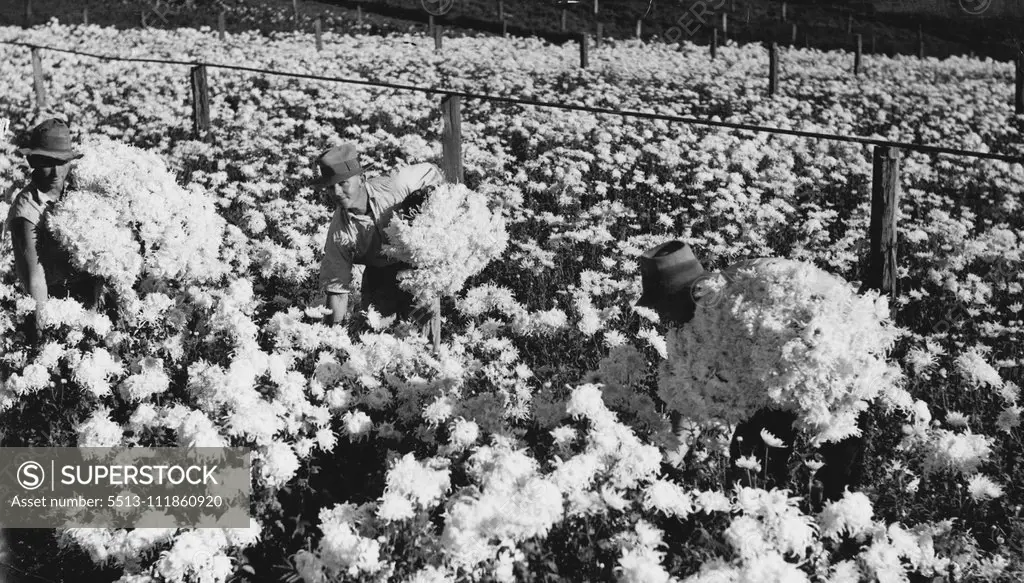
xmin=0 ymin=0 xmax=1021 ymax=580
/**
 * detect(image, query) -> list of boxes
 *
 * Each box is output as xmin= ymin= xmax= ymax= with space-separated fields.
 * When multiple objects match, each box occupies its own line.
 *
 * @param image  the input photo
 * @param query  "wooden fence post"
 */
xmin=441 ymin=95 xmax=463 ymax=184
xmin=429 ymin=14 xmax=434 ymax=34
xmin=917 ymin=26 xmax=924 ymax=59
xmin=315 ymin=17 xmax=322 ymax=50
xmin=722 ymin=13 xmax=727 ymax=39
xmin=434 ymin=25 xmax=443 ymax=51
xmin=502 ymin=19 xmax=508 ymax=37
xmin=83 ymin=7 xmax=88 ymax=26
xmin=31 ymin=47 xmax=45 ymax=109
xmin=436 ymin=95 xmax=464 ymax=354
xmin=635 ymin=19 xmax=642 ymax=40
xmin=561 ymin=9 xmax=567 ymax=32
xmin=768 ymin=42 xmax=778 ymax=96
xmin=867 ymin=146 xmax=900 ymax=300
xmin=218 ymin=11 xmax=226 ymax=41
xmin=498 ymin=0 xmax=504 ymax=19
xmin=596 ymin=23 xmax=603 ymax=47
xmin=190 ymin=65 xmax=210 ymax=138
xmin=871 ymin=33 xmax=875 ymax=54
xmin=790 ymin=23 xmax=797 ymax=46
xmin=745 ymin=6 xmax=750 ymax=23
xmin=579 ymin=33 xmax=588 ymax=68
xmin=847 ymin=13 xmax=852 ymax=34
xmin=782 ymin=2 xmax=787 ymax=21
xmin=854 ymin=33 xmax=862 ymax=76
xmin=1016 ymin=47 xmax=1023 ymax=115
xmin=357 ymin=5 xmax=362 ymax=25
xmin=293 ymin=0 xmax=300 ymax=26
xmin=711 ymin=28 xmax=717 ymax=59
xmin=23 ymin=0 xmax=32 ymax=28
xmin=594 ymin=0 xmax=598 ymax=15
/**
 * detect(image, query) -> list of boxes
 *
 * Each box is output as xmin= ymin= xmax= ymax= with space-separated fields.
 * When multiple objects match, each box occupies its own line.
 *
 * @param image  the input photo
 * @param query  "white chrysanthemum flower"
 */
xmin=448 ymin=418 xmax=480 ymax=449
xmin=818 ymin=491 xmax=874 ymax=541
xmin=377 ymin=493 xmax=416 ymax=522
xmin=383 ymin=183 xmax=508 ymax=306
xmin=385 ymin=453 xmax=451 ymax=509
xmin=760 ymin=429 xmax=787 ymax=448
xmin=944 ymin=411 xmax=969 ymax=429
xmin=955 ymin=347 xmax=1003 ymax=389
xmin=73 ymin=348 xmax=124 ymax=397
xmin=549 ymin=426 xmax=577 ymax=447
xmin=424 ymin=396 xmax=454 ymax=425
xmin=967 ymin=474 xmax=1004 ymax=502
xmin=921 ymin=429 xmax=994 ymax=476
xmin=642 ymin=480 xmax=694 ymax=518
xmin=259 ymin=442 xmax=299 ymax=489
xmin=735 ymin=455 xmax=762 ymax=473
xmin=77 ymin=408 xmax=123 ymax=447
xmin=658 ymin=259 xmax=906 ymax=444
xmin=343 ymin=410 xmax=373 ymax=440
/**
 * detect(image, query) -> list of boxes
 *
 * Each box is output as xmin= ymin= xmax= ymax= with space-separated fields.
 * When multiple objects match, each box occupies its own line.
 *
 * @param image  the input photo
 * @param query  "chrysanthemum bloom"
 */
xmin=658 ymin=259 xmax=911 ymax=445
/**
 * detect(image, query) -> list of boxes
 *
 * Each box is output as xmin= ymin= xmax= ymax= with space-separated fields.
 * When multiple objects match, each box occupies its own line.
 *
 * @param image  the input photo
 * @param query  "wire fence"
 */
xmin=1 ymin=39 xmax=1022 ymax=164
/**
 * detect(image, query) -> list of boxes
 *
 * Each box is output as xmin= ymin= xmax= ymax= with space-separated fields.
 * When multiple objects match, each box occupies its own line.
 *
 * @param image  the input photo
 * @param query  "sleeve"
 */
xmin=319 ymin=227 xmax=355 ymax=295
xmin=395 ymin=163 xmax=445 ymax=200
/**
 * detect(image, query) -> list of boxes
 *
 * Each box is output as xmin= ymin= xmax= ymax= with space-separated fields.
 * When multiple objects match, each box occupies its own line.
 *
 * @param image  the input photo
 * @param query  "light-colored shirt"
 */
xmin=320 ymin=163 xmax=444 ymax=294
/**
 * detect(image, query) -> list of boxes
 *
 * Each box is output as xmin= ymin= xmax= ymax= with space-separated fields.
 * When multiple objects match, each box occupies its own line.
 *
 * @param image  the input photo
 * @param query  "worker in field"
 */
xmin=314 ymin=143 xmax=444 ymax=327
xmin=4 ymin=118 xmax=103 ymax=343
xmin=637 ymin=240 xmax=866 ymax=502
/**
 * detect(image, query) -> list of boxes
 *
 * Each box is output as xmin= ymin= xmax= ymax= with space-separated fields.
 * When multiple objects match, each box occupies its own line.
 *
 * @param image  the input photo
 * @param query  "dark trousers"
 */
xmin=729 ymin=408 xmax=865 ymax=501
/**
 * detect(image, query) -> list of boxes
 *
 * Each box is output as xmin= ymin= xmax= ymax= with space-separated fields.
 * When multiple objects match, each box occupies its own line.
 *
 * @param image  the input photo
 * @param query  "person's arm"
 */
xmin=11 ymin=218 xmax=48 ymax=306
xmin=396 ymin=163 xmax=445 ymax=198
xmin=325 ymin=292 xmax=350 ymax=325
xmin=320 ymin=225 xmax=355 ymax=325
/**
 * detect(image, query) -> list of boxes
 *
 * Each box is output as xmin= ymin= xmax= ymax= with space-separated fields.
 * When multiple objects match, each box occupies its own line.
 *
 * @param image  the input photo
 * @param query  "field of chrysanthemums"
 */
xmin=0 ymin=18 xmax=1023 ymax=583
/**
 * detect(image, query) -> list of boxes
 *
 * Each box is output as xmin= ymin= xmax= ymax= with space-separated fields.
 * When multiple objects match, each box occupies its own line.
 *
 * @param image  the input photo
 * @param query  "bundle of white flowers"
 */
xmin=658 ymin=259 xmax=912 ymax=444
xmin=45 ymin=137 xmax=228 ymax=295
xmin=383 ymin=183 xmax=508 ymax=307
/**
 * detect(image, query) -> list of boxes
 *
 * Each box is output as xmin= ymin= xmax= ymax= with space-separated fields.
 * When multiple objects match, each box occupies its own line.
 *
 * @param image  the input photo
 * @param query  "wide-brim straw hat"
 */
xmin=312 ymin=143 xmax=364 ymax=187
xmin=636 ymin=240 xmax=706 ymax=308
xmin=16 ymin=118 xmax=83 ymax=162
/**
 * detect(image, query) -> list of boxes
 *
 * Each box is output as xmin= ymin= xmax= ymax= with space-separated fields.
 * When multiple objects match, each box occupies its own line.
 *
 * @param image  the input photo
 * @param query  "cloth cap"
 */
xmin=313 ymin=143 xmax=363 ymax=187
xmin=636 ymin=240 xmax=706 ymax=308
xmin=16 ymin=119 xmax=83 ymax=162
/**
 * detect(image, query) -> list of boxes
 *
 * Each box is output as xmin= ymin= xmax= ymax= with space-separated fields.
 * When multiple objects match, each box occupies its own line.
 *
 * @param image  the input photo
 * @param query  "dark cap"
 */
xmin=636 ymin=240 xmax=706 ymax=308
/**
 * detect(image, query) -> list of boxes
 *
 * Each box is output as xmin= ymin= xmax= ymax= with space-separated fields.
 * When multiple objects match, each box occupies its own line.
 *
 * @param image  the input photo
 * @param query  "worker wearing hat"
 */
xmin=314 ymin=143 xmax=444 ymax=326
xmin=4 ymin=118 xmax=103 ymax=342
xmin=638 ymin=240 xmax=865 ymax=502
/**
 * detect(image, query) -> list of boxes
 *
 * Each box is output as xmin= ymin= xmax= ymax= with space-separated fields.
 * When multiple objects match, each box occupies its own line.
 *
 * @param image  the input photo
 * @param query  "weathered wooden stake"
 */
xmin=635 ymin=19 xmax=642 ymax=40
xmin=441 ymin=95 xmax=463 ymax=183
xmin=579 ymin=33 xmax=589 ymax=68
xmin=83 ymin=7 xmax=88 ymax=25
xmin=429 ymin=14 xmax=434 ymax=34
xmin=357 ymin=5 xmax=362 ymax=25
xmin=745 ymin=6 xmax=750 ymax=23
xmin=847 ymin=13 xmax=852 ymax=34
xmin=434 ymin=24 xmax=443 ymax=51
xmin=711 ymin=28 xmax=718 ymax=59
xmin=218 ymin=11 xmax=226 ymax=41
xmin=768 ymin=42 xmax=778 ymax=96
xmin=24 ymin=0 xmax=32 ymax=28
xmin=867 ymin=146 xmax=900 ymax=300
xmin=854 ymin=33 xmax=862 ymax=76
xmin=1016 ymin=47 xmax=1023 ymax=114
xmin=594 ymin=0 xmax=598 ymax=15
xmin=190 ymin=65 xmax=210 ymax=137
xmin=871 ymin=33 xmax=875 ymax=54
xmin=918 ymin=26 xmax=924 ymax=58
xmin=782 ymin=2 xmax=787 ymax=21
xmin=502 ymin=19 xmax=508 ymax=37
xmin=722 ymin=13 xmax=727 ymax=39
xmin=791 ymin=23 xmax=797 ymax=46
xmin=293 ymin=0 xmax=299 ymax=25
xmin=561 ymin=9 xmax=567 ymax=32
xmin=314 ymin=18 xmax=322 ymax=50
xmin=31 ymin=47 xmax=45 ymax=109
xmin=498 ymin=0 xmax=504 ymax=19
xmin=596 ymin=23 xmax=603 ymax=47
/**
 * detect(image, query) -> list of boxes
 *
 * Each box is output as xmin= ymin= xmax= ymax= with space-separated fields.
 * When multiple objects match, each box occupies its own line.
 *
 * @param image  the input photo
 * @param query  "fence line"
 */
xmin=1 ymin=40 xmax=1021 ymax=164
